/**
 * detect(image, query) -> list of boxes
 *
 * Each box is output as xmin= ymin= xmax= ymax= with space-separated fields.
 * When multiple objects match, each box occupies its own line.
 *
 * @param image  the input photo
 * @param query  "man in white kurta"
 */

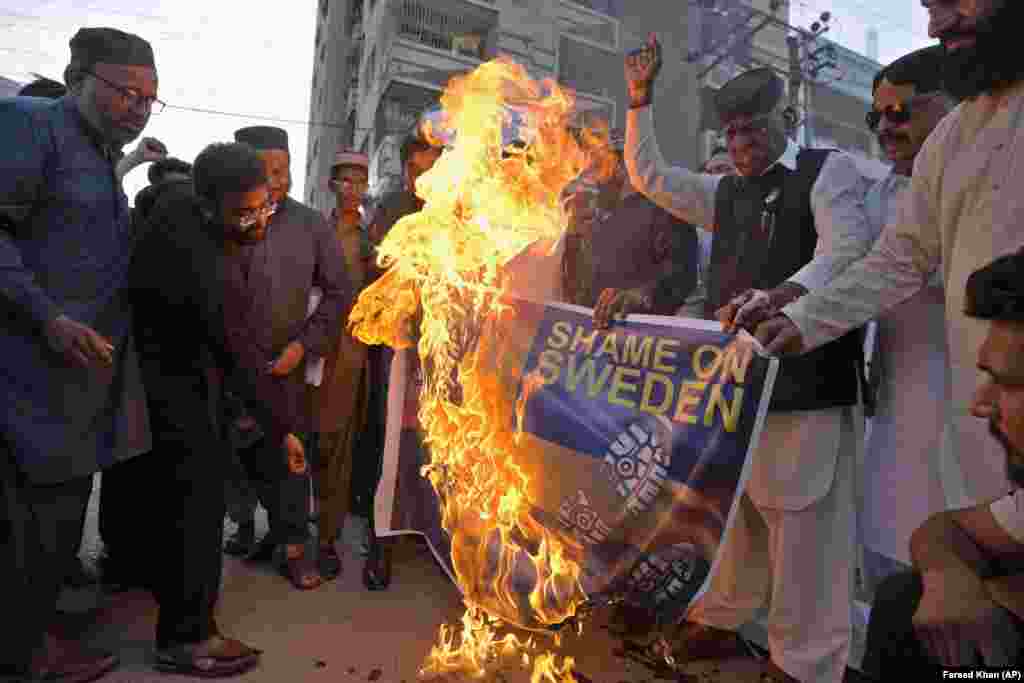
xmin=856 ymin=47 xmax=958 ymax=591
xmin=753 ymin=0 xmax=1023 ymax=509
xmin=621 ymin=37 xmax=874 ymax=683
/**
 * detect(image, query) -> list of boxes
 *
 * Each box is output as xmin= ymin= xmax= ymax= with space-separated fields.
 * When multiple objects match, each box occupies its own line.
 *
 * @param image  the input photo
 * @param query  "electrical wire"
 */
xmin=163 ymin=102 xmax=374 ymax=131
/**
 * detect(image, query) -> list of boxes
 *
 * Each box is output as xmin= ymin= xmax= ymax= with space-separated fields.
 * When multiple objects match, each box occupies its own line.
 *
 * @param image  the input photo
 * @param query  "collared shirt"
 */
xmin=782 ymin=79 xmax=1024 ymax=503
xmin=625 ymin=106 xmax=874 ymax=293
xmin=0 ymin=95 xmax=150 ymax=482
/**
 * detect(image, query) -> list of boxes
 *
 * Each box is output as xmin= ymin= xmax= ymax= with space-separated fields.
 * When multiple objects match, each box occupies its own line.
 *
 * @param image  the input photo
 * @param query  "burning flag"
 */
xmin=350 ymin=57 xmax=779 ymax=680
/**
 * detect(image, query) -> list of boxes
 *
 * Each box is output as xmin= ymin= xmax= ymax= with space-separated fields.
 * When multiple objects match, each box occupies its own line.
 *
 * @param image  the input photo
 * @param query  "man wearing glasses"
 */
xmin=853 ymin=46 xmax=958 ymax=599
xmin=222 ymin=125 xmax=349 ymax=592
xmin=124 ymin=141 xmax=277 ymax=677
xmin=0 ymin=27 xmax=159 ymax=681
xmin=623 ymin=35 xmax=875 ymax=683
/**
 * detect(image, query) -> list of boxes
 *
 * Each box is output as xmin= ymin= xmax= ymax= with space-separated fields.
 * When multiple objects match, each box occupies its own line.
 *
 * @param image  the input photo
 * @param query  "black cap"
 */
xmin=69 ymin=27 xmax=155 ymax=71
xmin=965 ymin=247 xmax=1024 ymax=322
xmin=714 ymin=67 xmax=784 ymax=126
xmin=874 ymin=45 xmax=947 ymax=95
xmin=234 ymin=126 xmax=289 ymax=152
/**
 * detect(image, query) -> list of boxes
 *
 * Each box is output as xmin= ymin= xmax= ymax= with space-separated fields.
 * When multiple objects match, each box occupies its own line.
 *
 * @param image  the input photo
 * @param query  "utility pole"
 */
xmin=784 ymin=11 xmax=833 ymax=147
xmin=786 ymin=33 xmax=805 ymax=145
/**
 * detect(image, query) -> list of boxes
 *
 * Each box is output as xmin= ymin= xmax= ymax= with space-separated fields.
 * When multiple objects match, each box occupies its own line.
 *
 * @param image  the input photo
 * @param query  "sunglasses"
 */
xmin=866 ymin=104 xmax=912 ymax=131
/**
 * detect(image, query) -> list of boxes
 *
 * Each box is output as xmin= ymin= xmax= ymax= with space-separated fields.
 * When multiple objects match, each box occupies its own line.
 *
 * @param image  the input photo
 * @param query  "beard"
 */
xmin=991 ymin=419 xmax=1024 ymax=488
xmin=941 ymin=1 xmax=1024 ymax=100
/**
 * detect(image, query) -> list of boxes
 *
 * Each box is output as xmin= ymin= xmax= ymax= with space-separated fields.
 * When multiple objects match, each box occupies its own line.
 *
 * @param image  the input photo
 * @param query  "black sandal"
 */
xmin=222 ymin=523 xmax=256 ymax=558
xmin=278 ymin=552 xmax=324 ymax=591
xmin=318 ymin=544 xmax=342 ymax=581
xmin=362 ymin=536 xmax=392 ymax=591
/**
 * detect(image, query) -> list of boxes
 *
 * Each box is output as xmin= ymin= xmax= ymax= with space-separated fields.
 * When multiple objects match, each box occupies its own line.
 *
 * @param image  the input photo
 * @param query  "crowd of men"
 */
xmin=0 ymin=0 xmax=1022 ymax=680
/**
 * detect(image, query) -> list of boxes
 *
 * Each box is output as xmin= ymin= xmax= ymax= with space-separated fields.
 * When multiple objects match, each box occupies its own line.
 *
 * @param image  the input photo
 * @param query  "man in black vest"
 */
xmin=622 ymin=35 xmax=875 ymax=682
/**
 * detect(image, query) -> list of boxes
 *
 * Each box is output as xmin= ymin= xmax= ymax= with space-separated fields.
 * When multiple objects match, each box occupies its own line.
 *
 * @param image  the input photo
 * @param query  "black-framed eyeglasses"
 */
xmin=85 ymin=70 xmax=165 ymax=114
xmin=866 ymin=104 xmax=912 ymax=131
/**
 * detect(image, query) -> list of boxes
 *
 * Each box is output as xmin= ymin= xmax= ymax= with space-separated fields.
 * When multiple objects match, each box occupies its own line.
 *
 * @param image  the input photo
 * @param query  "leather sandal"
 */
xmin=244 ymin=537 xmax=277 ymax=564
xmin=154 ymin=635 xmax=261 ymax=678
xmin=222 ymin=523 xmax=257 ymax=558
xmin=278 ymin=552 xmax=323 ymax=591
xmin=318 ymin=544 xmax=342 ymax=581
xmin=363 ymin=536 xmax=392 ymax=591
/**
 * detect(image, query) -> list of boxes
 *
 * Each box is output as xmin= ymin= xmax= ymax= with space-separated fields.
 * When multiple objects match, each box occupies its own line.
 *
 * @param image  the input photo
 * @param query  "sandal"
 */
xmin=279 ymin=551 xmax=323 ymax=591
xmin=318 ymin=544 xmax=342 ymax=581
xmin=362 ymin=536 xmax=392 ymax=591
xmin=222 ymin=524 xmax=257 ymax=558
xmin=154 ymin=635 xmax=261 ymax=678
xmin=245 ymin=537 xmax=277 ymax=564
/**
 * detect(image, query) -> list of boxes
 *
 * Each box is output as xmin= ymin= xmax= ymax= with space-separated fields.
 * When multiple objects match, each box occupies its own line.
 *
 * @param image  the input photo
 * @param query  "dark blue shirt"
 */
xmin=0 ymin=95 xmax=149 ymax=483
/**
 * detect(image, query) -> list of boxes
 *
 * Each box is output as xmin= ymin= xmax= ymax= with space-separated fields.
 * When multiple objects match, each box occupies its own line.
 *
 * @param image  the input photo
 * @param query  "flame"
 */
xmin=350 ymin=56 xmax=614 ymax=680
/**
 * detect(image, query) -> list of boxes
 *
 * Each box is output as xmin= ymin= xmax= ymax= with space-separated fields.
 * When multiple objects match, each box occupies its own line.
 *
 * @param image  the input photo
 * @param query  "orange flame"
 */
xmin=350 ymin=56 xmax=613 ymax=680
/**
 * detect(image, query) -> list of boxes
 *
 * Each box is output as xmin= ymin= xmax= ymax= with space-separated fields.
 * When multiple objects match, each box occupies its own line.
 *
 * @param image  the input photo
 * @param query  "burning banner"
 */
xmin=372 ymin=304 xmax=779 ymax=642
xmin=349 ymin=56 xmax=779 ymax=679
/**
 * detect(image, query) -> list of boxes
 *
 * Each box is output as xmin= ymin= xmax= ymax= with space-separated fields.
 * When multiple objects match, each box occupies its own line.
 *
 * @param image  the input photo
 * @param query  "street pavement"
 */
xmin=59 ymin=475 xmax=871 ymax=683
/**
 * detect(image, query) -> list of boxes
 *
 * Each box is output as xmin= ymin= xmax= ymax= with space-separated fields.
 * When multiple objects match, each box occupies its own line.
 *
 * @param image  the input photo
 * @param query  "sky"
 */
xmin=0 ymin=1 xmax=934 ymax=205
xmin=0 ymin=0 xmax=318 ymax=204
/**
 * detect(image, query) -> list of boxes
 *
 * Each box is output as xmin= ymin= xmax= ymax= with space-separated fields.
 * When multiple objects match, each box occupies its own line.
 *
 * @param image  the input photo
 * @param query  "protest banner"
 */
xmin=374 ymin=299 xmax=778 ymax=624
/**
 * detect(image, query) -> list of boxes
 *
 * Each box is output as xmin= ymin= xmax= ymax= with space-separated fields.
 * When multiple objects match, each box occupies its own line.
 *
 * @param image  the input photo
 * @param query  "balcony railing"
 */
xmin=395 ymin=0 xmax=491 ymax=60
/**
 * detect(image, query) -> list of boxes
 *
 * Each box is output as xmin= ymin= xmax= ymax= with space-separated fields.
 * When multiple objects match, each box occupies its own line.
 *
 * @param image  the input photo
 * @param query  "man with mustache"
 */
xmin=861 ymin=246 xmax=1024 ymax=672
xmin=623 ymin=35 xmax=875 ymax=683
xmin=223 ymin=125 xmax=349 ymax=591
xmin=124 ymin=141 xmax=275 ymax=677
xmin=308 ymin=149 xmax=372 ymax=581
xmin=856 ymin=46 xmax=958 ymax=592
xmin=0 ymin=27 xmax=156 ymax=681
xmin=739 ymin=0 xmax=1024 ymax=508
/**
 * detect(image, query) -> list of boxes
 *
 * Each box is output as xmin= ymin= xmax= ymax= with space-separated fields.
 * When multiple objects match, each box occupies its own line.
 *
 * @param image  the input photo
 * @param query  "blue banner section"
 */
xmin=518 ymin=303 xmax=769 ymax=491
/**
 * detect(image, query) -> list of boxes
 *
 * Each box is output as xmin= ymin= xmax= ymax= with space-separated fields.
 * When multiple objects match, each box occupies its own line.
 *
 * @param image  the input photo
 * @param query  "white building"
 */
xmin=0 ymin=76 xmax=23 ymax=98
xmin=305 ymin=0 xmax=713 ymax=213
